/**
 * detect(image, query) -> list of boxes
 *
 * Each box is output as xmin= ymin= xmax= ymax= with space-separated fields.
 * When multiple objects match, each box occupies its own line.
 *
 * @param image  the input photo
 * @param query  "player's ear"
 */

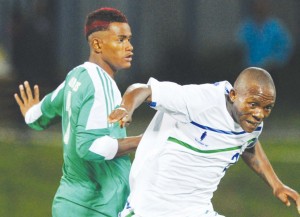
xmin=90 ymin=38 xmax=102 ymax=53
xmin=229 ymin=89 xmax=237 ymax=102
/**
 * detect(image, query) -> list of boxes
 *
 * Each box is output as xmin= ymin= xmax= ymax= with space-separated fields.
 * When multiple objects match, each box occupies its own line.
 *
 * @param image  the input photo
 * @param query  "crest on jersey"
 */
xmin=195 ymin=131 xmax=208 ymax=147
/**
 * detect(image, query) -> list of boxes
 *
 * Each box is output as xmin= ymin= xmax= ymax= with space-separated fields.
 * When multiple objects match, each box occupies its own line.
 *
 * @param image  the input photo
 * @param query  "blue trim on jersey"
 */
xmin=148 ymin=101 xmax=157 ymax=107
xmin=191 ymin=121 xmax=262 ymax=135
xmin=225 ymin=86 xmax=230 ymax=94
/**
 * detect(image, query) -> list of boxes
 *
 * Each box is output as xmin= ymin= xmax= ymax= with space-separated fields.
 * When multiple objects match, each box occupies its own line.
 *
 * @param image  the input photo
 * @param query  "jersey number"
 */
xmin=223 ymin=153 xmax=240 ymax=172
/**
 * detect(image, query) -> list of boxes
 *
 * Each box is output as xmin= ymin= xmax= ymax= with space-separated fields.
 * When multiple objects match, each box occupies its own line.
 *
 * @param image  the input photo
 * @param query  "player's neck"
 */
xmin=88 ymin=57 xmax=116 ymax=79
xmin=225 ymin=94 xmax=237 ymax=123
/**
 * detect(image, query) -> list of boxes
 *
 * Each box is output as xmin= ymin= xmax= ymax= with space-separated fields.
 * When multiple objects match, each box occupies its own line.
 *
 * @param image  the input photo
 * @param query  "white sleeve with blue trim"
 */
xmin=147 ymin=77 xmax=191 ymax=123
xmin=147 ymin=77 xmax=232 ymax=124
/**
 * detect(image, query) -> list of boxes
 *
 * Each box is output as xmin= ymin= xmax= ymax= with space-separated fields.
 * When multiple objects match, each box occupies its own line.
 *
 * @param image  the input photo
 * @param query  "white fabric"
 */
xmin=119 ymin=199 xmax=225 ymax=217
xmin=25 ymin=82 xmax=64 ymax=125
xmin=89 ymin=135 xmax=118 ymax=160
xmin=84 ymin=62 xmax=121 ymax=130
xmin=125 ymin=78 xmax=262 ymax=217
xmin=25 ymin=100 xmax=44 ymax=124
xmin=51 ymin=81 xmax=65 ymax=101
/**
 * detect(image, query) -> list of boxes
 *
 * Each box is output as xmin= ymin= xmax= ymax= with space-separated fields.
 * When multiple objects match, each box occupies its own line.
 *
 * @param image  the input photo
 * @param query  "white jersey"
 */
xmin=124 ymin=78 xmax=263 ymax=217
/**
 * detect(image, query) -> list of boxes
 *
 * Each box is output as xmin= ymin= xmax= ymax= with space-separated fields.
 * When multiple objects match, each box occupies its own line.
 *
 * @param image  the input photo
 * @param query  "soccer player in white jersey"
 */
xmin=109 ymin=67 xmax=300 ymax=217
xmin=14 ymin=8 xmax=141 ymax=217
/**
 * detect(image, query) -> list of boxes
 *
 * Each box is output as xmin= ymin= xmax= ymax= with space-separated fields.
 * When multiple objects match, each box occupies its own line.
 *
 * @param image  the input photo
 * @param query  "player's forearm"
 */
xmin=116 ymin=135 xmax=142 ymax=157
xmin=242 ymin=141 xmax=283 ymax=191
xmin=120 ymin=83 xmax=152 ymax=115
xmin=80 ymin=135 xmax=142 ymax=161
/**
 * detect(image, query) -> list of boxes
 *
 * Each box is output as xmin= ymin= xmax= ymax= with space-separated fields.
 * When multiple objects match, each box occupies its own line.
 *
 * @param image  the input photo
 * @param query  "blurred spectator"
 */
xmin=236 ymin=0 xmax=293 ymax=71
xmin=0 ymin=45 xmax=11 ymax=79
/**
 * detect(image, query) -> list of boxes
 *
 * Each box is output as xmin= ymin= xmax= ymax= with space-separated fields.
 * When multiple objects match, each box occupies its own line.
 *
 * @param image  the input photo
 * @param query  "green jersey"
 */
xmin=26 ymin=62 xmax=131 ymax=216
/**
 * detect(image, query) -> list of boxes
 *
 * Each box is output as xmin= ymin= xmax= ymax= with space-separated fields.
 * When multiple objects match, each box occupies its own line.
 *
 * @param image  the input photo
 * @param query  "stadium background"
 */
xmin=0 ymin=0 xmax=300 ymax=216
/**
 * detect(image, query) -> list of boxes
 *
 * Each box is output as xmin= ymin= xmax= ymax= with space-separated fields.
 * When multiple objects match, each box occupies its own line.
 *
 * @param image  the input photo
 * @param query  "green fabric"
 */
xmin=28 ymin=63 xmax=131 ymax=216
xmin=168 ymin=136 xmax=242 ymax=153
xmin=124 ymin=210 xmax=135 ymax=217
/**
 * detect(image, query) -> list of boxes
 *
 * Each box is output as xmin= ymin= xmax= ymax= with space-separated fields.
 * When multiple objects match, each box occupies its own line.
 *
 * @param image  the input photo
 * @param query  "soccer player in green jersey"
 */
xmin=14 ymin=7 xmax=141 ymax=217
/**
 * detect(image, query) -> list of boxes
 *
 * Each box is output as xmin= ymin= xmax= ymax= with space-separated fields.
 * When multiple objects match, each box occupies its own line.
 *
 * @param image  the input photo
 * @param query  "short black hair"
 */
xmin=85 ymin=7 xmax=128 ymax=39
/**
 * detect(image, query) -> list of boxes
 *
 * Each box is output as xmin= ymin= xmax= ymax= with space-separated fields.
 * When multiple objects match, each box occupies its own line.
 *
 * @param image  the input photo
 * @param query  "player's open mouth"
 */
xmin=125 ymin=54 xmax=133 ymax=62
xmin=246 ymin=120 xmax=260 ymax=127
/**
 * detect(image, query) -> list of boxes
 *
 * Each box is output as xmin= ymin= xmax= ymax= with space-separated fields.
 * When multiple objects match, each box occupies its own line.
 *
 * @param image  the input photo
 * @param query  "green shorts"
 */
xmin=52 ymin=196 xmax=104 ymax=217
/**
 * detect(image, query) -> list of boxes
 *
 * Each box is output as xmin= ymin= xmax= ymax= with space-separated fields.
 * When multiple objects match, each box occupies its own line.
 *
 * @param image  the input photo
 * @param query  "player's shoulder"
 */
xmin=64 ymin=63 xmax=95 ymax=93
xmin=196 ymin=80 xmax=232 ymax=95
xmin=67 ymin=62 xmax=107 ymax=84
xmin=196 ymin=81 xmax=232 ymax=105
xmin=211 ymin=80 xmax=232 ymax=94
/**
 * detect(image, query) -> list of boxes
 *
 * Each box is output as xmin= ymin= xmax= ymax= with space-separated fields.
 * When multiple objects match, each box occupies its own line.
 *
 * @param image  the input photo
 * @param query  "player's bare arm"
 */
xmin=108 ymin=83 xmax=152 ymax=127
xmin=242 ymin=140 xmax=300 ymax=214
xmin=116 ymin=135 xmax=142 ymax=157
xmin=14 ymin=81 xmax=40 ymax=117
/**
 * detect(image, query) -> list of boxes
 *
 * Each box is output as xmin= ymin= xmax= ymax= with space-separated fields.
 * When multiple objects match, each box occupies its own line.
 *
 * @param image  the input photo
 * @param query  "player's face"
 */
xmin=100 ymin=22 xmax=133 ymax=72
xmin=230 ymin=84 xmax=275 ymax=133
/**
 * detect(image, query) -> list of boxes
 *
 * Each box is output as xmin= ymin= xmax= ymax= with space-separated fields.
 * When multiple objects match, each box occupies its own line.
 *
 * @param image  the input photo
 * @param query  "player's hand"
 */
xmin=14 ymin=81 xmax=40 ymax=117
xmin=108 ymin=107 xmax=132 ymax=128
xmin=274 ymin=184 xmax=300 ymax=214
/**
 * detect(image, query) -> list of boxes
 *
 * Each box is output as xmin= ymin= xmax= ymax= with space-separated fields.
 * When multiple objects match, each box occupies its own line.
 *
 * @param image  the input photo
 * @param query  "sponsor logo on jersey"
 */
xmin=195 ymin=131 xmax=208 ymax=147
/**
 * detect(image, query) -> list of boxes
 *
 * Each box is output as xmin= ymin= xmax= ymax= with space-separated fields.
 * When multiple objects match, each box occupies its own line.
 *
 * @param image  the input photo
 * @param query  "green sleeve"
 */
xmin=28 ymin=82 xmax=65 ymax=130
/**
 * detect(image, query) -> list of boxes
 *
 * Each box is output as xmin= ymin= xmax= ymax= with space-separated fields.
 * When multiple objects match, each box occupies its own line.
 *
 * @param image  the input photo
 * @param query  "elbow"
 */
xmin=76 ymin=144 xmax=106 ymax=163
xmin=77 ymin=136 xmax=118 ymax=162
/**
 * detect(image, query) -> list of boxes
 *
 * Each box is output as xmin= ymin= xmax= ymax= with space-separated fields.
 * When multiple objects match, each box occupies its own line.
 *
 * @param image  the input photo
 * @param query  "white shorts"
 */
xmin=118 ymin=201 xmax=139 ymax=217
xmin=200 ymin=210 xmax=226 ymax=217
xmin=118 ymin=201 xmax=225 ymax=217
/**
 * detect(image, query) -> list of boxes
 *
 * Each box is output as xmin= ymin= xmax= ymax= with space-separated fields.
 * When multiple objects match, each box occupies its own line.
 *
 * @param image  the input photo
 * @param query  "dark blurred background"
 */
xmin=1 ymin=0 xmax=300 ymax=124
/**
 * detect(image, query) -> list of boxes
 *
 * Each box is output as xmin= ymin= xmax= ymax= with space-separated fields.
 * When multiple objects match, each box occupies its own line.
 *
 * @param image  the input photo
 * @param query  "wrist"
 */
xmin=116 ymin=106 xmax=128 ymax=113
xmin=271 ymin=179 xmax=284 ymax=194
xmin=119 ymin=104 xmax=133 ymax=116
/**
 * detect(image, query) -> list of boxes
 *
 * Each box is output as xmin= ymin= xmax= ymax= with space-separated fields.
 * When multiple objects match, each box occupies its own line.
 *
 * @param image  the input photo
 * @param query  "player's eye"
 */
xmin=118 ymin=36 xmax=127 ymax=43
xmin=265 ymin=105 xmax=273 ymax=112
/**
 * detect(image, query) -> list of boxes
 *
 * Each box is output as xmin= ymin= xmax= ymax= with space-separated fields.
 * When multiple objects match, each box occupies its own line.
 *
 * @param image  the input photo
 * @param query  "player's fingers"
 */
xmin=284 ymin=187 xmax=300 ymax=207
xmin=19 ymin=84 xmax=28 ymax=104
xmin=120 ymin=115 xmax=131 ymax=128
xmin=108 ymin=108 xmax=128 ymax=123
xmin=295 ymin=196 xmax=300 ymax=214
xmin=24 ymin=81 xmax=33 ymax=101
xmin=119 ymin=120 xmax=124 ymax=128
xmin=14 ymin=93 xmax=24 ymax=107
xmin=108 ymin=113 xmax=121 ymax=123
xmin=282 ymin=195 xmax=291 ymax=207
xmin=108 ymin=112 xmax=118 ymax=122
xmin=275 ymin=191 xmax=290 ymax=206
xmin=33 ymin=85 xmax=40 ymax=102
xmin=122 ymin=114 xmax=130 ymax=122
xmin=119 ymin=120 xmax=130 ymax=128
xmin=286 ymin=200 xmax=291 ymax=207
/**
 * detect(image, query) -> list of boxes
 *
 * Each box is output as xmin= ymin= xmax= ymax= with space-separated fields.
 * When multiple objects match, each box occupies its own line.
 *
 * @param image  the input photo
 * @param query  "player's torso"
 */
xmin=131 ymin=102 xmax=261 ymax=216
xmin=55 ymin=63 xmax=130 ymax=212
xmin=60 ymin=63 xmax=127 ymax=178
